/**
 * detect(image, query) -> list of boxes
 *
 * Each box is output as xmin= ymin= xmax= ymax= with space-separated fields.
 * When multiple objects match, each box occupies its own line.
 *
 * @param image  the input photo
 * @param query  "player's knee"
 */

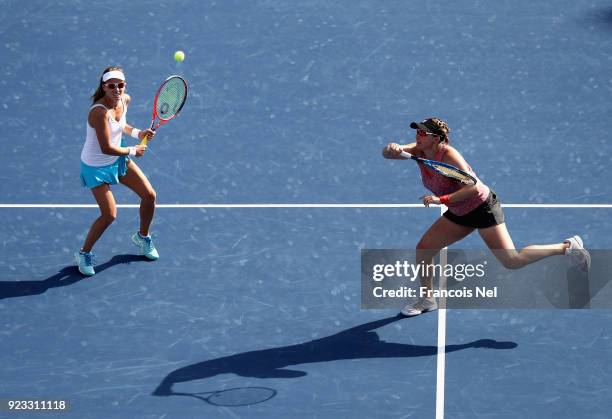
xmin=416 ymin=239 xmax=439 ymax=253
xmin=500 ymin=257 xmax=522 ymax=270
xmin=101 ymin=212 xmax=117 ymax=225
xmin=143 ymin=189 xmax=156 ymax=204
xmin=415 ymin=241 xmax=440 ymax=264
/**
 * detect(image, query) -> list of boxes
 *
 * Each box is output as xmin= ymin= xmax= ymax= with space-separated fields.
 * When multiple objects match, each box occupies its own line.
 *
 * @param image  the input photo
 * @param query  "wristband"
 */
xmin=130 ymin=128 xmax=141 ymax=139
xmin=439 ymin=195 xmax=451 ymax=205
xmin=127 ymin=146 xmax=137 ymax=157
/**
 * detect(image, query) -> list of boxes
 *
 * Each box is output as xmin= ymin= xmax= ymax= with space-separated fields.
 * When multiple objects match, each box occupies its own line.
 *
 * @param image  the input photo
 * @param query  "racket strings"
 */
xmin=156 ymin=78 xmax=187 ymax=120
xmin=432 ymin=164 xmax=476 ymax=185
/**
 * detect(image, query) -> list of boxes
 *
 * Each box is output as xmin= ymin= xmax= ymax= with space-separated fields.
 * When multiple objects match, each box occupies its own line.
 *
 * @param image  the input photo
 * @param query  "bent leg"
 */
xmin=416 ymin=216 xmax=475 ymax=290
xmin=120 ymin=160 xmax=157 ymax=236
xmin=82 ymin=184 xmax=117 ymax=252
xmin=478 ymin=223 xmax=567 ymax=269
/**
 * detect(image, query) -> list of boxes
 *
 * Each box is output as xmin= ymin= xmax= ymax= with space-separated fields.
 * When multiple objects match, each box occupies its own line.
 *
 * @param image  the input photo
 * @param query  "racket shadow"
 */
xmin=0 ymin=254 xmax=147 ymax=300
xmin=170 ymin=387 xmax=277 ymax=407
xmin=153 ymin=315 xmax=517 ymax=401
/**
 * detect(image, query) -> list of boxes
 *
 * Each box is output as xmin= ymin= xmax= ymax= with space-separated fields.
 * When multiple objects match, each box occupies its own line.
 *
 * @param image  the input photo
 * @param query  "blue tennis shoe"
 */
xmin=75 ymin=251 xmax=96 ymax=276
xmin=131 ymin=231 xmax=159 ymax=260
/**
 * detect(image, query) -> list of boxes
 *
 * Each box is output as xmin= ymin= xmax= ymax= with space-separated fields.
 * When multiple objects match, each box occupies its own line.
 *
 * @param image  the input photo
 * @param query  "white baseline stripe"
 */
xmin=501 ymin=204 xmax=612 ymax=208
xmin=436 ymin=206 xmax=447 ymax=419
xmin=0 ymin=203 xmax=611 ymax=209
xmin=0 ymin=203 xmax=423 ymax=209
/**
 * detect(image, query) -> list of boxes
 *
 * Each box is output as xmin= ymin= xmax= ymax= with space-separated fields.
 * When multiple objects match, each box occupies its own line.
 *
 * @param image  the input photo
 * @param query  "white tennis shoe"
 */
xmin=564 ymin=235 xmax=591 ymax=271
xmin=400 ymin=297 xmax=438 ymax=317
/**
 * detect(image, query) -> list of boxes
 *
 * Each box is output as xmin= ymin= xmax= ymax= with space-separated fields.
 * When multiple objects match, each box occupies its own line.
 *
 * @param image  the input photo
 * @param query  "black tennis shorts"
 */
xmin=443 ymin=191 xmax=505 ymax=229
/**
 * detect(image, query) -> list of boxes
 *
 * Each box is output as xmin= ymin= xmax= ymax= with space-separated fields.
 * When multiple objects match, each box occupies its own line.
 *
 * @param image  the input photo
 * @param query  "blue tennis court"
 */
xmin=2 ymin=0 xmax=612 ymax=417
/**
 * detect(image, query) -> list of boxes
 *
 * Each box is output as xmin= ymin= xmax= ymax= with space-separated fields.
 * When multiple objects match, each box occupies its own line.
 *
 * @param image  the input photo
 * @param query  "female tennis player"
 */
xmin=75 ymin=67 xmax=159 ymax=276
xmin=383 ymin=117 xmax=590 ymax=316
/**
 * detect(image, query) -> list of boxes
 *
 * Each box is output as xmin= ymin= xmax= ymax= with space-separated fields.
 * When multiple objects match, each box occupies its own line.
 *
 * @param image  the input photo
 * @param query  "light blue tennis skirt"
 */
xmin=80 ymin=156 xmax=129 ymax=189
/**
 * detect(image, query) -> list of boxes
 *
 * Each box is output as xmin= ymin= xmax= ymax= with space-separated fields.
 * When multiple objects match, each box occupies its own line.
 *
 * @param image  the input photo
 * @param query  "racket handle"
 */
xmin=139 ymin=127 xmax=156 ymax=146
xmin=399 ymin=151 xmax=413 ymax=159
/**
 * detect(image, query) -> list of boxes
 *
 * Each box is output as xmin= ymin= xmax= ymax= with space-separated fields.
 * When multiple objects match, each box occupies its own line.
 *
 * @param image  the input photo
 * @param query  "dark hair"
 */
xmin=425 ymin=118 xmax=451 ymax=144
xmin=91 ymin=66 xmax=123 ymax=104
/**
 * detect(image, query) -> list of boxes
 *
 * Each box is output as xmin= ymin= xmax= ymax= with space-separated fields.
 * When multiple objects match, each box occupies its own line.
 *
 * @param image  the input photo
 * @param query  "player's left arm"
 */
xmin=122 ymin=93 xmax=154 ymax=141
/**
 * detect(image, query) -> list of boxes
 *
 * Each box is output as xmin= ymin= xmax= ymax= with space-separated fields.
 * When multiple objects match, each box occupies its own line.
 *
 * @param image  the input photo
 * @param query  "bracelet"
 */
xmin=127 ymin=147 xmax=136 ymax=157
xmin=130 ymin=128 xmax=141 ymax=139
xmin=439 ymin=195 xmax=451 ymax=205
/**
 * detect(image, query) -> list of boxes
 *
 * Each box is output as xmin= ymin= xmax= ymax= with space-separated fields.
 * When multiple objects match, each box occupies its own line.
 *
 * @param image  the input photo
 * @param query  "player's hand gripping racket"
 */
xmin=140 ymin=75 xmax=188 ymax=146
xmin=399 ymin=151 xmax=477 ymax=185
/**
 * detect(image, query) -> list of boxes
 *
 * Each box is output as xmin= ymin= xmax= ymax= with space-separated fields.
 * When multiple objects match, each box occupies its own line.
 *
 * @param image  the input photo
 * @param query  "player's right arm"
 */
xmin=382 ymin=142 xmax=417 ymax=159
xmin=88 ymin=107 xmax=143 ymax=157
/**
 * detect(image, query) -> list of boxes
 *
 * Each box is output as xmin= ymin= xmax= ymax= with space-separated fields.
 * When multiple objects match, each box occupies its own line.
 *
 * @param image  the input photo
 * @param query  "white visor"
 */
xmin=102 ymin=70 xmax=125 ymax=82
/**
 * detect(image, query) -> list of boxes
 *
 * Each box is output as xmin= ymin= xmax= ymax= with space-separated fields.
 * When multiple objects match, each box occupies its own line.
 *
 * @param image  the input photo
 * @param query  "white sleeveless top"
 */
xmin=81 ymin=99 xmax=127 ymax=167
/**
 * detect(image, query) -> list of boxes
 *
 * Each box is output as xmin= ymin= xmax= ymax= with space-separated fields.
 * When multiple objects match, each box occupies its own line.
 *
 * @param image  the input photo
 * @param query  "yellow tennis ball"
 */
xmin=174 ymin=50 xmax=185 ymax=62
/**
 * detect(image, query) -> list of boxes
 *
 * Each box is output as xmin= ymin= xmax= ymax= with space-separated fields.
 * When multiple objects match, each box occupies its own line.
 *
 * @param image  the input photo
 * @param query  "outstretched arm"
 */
xmin=382 ymin=142 xmax=417 ymax=159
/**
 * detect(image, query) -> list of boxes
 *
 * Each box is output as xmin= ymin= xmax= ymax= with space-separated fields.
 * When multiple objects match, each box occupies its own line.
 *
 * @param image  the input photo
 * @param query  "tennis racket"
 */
xmin=140 ymin=75 xmax=188 ymax=146
xmin=399 ymin=151 xmax=477 ymax=186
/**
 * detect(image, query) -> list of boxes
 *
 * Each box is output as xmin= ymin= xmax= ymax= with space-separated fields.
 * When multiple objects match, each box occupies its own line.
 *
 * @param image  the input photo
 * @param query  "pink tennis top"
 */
xmin=418 ymin=145 xmax=490 ymax=216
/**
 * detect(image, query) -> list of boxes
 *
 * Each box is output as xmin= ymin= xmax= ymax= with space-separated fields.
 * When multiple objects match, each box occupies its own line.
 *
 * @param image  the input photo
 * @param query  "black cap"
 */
xmin=410 ymin=118 xmax=450 ymax=137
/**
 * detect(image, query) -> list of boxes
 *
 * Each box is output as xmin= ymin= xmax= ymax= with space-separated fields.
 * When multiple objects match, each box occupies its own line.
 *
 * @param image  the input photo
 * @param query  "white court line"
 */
xmin=436 ymin=206 xmax=448 ymax=419
xmin=0 ymin=203 xmax=424 ymax=208
xmin=0 ymin=203 xmax=611 ymax=208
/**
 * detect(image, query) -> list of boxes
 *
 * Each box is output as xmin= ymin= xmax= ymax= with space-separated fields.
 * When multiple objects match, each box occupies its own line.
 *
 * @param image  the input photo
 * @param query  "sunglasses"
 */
xmin=105 ymin=82 xmax=126 ymax=89
xmin=416 ymin=129 xmax=438 ymax=137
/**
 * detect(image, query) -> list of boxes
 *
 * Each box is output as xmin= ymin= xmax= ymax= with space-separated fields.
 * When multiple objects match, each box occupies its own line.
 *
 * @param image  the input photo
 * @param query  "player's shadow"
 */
xmin=153 ymin=315 xmax=518 ymax=398
xmin=585 ymin=7 xmax=612 ymax=29
xmin=0 ymin=254 xmax=146 ymax=300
